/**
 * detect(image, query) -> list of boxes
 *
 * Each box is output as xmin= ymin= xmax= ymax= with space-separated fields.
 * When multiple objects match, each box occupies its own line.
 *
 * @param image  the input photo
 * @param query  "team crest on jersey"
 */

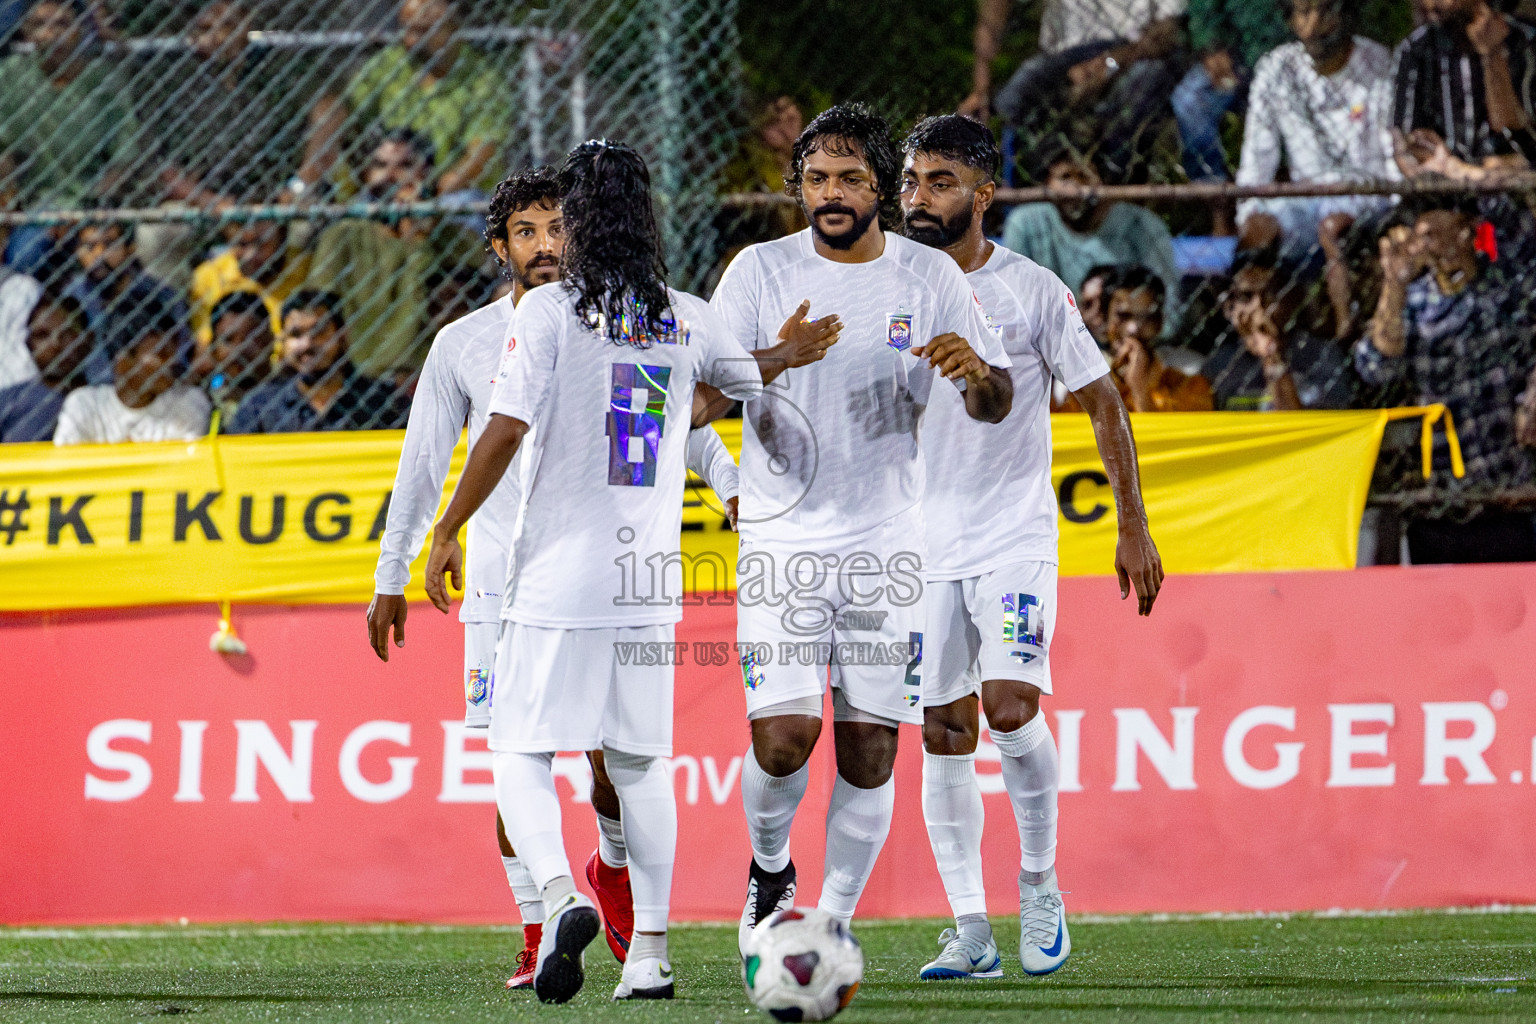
xmin=466 ymin=668 xmax=492 ymax=706
xmin=886 ymin=310 xmax=913 ymax=352
xmin=1002 ymin=593 xmax=1046 ymax=650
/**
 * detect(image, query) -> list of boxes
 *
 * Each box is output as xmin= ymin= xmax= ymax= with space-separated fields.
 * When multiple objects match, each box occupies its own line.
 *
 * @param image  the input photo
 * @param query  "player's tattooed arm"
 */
xmin=753 ymin=299 xmax=842 ymax=385
xmin=424 ymin=413 xmax=530 ymax=613
xmin=912 ymin=332 xmax=1013 ymax=423
xmin=1072 ymin=374 xmax=1164 ymax=616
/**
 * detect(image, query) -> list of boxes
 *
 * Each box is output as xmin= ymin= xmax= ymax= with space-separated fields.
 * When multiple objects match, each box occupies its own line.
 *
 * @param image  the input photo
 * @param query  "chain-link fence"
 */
xmin=6 ymin=0 xmax=1536 ymax=561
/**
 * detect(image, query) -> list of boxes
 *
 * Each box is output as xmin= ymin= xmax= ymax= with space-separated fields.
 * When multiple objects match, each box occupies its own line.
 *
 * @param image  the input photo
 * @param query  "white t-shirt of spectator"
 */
xmin=53 ymin=384 xmax=210 ymax=444
xmin=0 ymin=272 xmax=43 ymax=390
xmin=373 ymin=292 xmax=743 ymax=625
xmin=1236 ymin=38 xmax=1398 ymax=224
xmin=924 ymin=246 xmax=1107 ymax=581
xmin=487 ymin=283 xmax=760 ymax=629
xmin=1039 ymin=0 xmax=1186 ymax=55
xmin=710 ymin=229 xmax=1010 ymax=557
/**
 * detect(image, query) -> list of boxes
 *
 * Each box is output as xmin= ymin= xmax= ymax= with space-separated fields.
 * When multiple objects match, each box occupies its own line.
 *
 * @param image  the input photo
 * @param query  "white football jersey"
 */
xmin=373 ymin=295 xmax=520 ymax=623
xmin=490 ymin=283 xmax=760 ymax=628
xmin=710 ymin=229 xmax=1009 ymax=555
xmin=922 ymin=245 xmax=1107 ymax=580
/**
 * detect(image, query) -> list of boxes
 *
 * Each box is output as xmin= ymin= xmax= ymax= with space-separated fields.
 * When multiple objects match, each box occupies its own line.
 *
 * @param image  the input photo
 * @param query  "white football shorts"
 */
xmin=737 ymin=542 xmax=925 ymax=726
xmin=463 ymin=621 xmax=498 ymax=729
xmin=488 ymin=621 xmax=675 ymax=757
xmin=922 ymin=560 xmax=1056 ymax=708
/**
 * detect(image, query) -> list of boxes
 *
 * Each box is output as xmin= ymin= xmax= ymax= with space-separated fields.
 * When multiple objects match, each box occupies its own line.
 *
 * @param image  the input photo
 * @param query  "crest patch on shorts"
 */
xmin=741 ymin=649 xmax=765 ymax=691
xmin=466 ymin=668 xmax=491 ymax=706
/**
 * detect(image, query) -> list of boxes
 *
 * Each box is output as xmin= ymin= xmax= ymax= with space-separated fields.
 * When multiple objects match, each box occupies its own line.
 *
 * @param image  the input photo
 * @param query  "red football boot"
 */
xmin=585 ymin=850 xmax=634 ymax=963
xmin=505 ymin=923 xmax=540 ymax=990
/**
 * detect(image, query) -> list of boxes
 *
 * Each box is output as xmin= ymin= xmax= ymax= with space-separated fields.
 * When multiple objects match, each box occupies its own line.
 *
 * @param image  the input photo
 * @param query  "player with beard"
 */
xmin=423 ymin=140 xmax=760 ymax=1004
xmin=367 ymin=166 xmax=741 ymax=993
xmin=900 ymin=115 xmax=1162 ymax=979
xmin=710 ymin=103 xmax=1013 ymax=951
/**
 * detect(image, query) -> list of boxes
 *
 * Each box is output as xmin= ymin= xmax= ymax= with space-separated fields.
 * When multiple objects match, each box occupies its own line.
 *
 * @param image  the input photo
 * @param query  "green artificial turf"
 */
xmin=1 ymin=910 xmax=1532 ymax=1022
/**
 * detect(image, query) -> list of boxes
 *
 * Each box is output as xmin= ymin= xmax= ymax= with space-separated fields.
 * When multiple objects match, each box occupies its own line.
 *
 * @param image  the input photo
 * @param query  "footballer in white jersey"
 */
xmin=365 ymin=168 xmax=742 ymax=992
xmin=899 ymin=116 xmax=1164 ymax=981
xmin=424 ymin=141 xmax=761 ymax=1005
xmin=709 ymin=104 xmax=1015 ymax=953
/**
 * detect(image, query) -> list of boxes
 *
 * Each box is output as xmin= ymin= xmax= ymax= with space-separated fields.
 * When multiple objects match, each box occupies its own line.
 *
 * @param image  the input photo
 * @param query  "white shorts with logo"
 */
xmin=488 ymin=621 xmax=675 ymax=757
xmin=922 ymin=560 xmax=1056 ymax=708
xmin=737 ymin=540 xmax=926 ymax=726
xmin=463 ymin=621 xmax=498 ymax=729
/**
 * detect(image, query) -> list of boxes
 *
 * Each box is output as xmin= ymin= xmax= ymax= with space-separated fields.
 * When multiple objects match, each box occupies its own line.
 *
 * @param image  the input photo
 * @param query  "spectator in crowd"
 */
xmin=64 ymin=217 xmax=187 ymax=383
xmin=1076 ymin=262 xmax=1120 ymax=348
xmin=1237 ymin=0 xmax=1399 ymax=339
xmin=228 ymin=289 xmax=407 ymax=433
xmin=1003 ymin=150 xmax=1182 ymax=331
xmin=0 ymin=287 xmax=92 ymax=440
xmin=721 ymin=95 xmax=810 ymax=254
xmin=304 ymin=0 xmax=513 ymax=199
xmin=196 ymin=291 xmax=276 ymax=426
xmin=961 ymin=0 xmax=1186 ymax=183
xmin=54 ymin=294 xmax=210 ymax=444
xmin=0 ymin=268 xmax=43 ymax=390
xmin=304 ymin=130 xmax=478 ymax=383
xmin=189 ymin=218 xmax=310 ymax=346
xmin=1204 ymin=247 xmax=1360 ymax=410
xmin=1174 ymin=0 xmax=1291 ymax=191
xmin=0 ymin=0 xmax=140 ymax=272
xmin=1392 ymin=0 xmax=1536 ymax=177
xmin=1359 ymin=197 xmax=1536 ymax=562
xmin=1062 ymin=267 xmax=1212 ymax=412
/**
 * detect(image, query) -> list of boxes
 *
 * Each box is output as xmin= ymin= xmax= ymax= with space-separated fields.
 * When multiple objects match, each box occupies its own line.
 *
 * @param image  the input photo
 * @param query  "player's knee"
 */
xmin=750 ymin=715 xmax=820 ymax=777
xmin=982 ymin=680 xmax=1041 ymax=734
xmin=922 ymin=698 xmax=979 ymax=756
xmin=586 ymin=749 xmax=622 ymax=817
xmin=833 ymin=721 xmax=898 ymax=788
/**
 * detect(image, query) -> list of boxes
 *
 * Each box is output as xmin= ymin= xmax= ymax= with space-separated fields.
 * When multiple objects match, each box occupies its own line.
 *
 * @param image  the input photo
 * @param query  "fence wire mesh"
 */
xmin=5 ymin=0 xmax=1536 ymax=561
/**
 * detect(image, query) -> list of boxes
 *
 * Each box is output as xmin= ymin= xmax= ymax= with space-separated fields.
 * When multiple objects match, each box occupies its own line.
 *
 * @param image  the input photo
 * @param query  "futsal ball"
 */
xmin=742 ymin=907 xmax=863 ymax=1022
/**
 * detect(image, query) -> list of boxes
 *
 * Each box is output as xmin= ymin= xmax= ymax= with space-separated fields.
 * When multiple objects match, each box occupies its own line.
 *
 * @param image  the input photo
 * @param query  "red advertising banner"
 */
xmin=4 ymin=565 xmax=1535 ymax=925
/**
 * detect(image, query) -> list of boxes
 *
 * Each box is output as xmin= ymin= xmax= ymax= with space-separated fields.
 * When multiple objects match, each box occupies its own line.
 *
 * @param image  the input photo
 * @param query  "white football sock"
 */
xmin=596 ymin=812 xmax=628 ymax=869
xmin=629 ymin=932 xmax=668 ymax=962
xmin=990 ymin=710 xmax=1058 ymax=875
xmin=602 ymin=748 xmax=676 ymax=934
xmin=817 ymin=773 xmax=895 ymax=923
xmin=492 ymin=751 xmax=570 ymax=890
xmin=921 ymin=751 xmax=987 ymax=919
xmin=740 ymin=746 xmax=809 ymax=874
xmin=502 ymin=855 xmax=544 ymax=924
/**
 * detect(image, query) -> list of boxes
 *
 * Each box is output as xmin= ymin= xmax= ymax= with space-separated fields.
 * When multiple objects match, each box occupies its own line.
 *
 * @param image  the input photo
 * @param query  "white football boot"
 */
xmin=1018 ymin=868 xmax=1070 ymax=975
xmin=919 ymin=926 xmax=1004 ymax=980
xmin=613 ymin=955 xmax=675 ymax=1000
xmin=533 ymin=891 xmax=600 ymax=1003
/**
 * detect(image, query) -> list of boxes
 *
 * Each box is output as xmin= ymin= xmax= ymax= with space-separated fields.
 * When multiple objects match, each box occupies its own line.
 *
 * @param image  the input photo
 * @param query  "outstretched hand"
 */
xmin=423 ymin=527 xmax=463 ymax=614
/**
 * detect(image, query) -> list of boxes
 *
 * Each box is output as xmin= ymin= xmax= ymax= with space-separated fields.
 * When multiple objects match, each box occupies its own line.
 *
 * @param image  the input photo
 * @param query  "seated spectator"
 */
xmin=967 ymin=0 xmax=1185 ymax=183
xmin=304 ymin=0 xmax=512 ymax=199
xmin=63 ymin=217 xmax=188 ymax=385
xmin=54 ymin=295 xmax=210 ymax=444
xmin=1003 ymin=151 xmax=1182 ymax=332
xmin=0 ymin=287 xmax=92 ymax=441
xmin=1061 ymin=267 xmax=1212 ymax=412
xmin=228 ymin=290 xmax=407 ymax=433
xmin=1392 ymin=0 xmax=1536 ymax=177
xmin=303 ymin=130 xmax=479 ymax=382
xmin=1204 ymin=247 xmax=1360 ymax=410
xmin=196 ymin=291 xmax=276 ymax=426
xmin=0 ymin=0 xmax=140 ymax=273
xmin=189 ymin=218 xmax=310 ymax=346
xmin=1361 ymin=198 xmax=1536 ymax=491
xmin=1237 ymin=0 xmax=1398 ymax=337
xmin=1076 ymin=262 xmax=1120 ymax=349
xmin=0 ymin=269 xmax=43 ymax=390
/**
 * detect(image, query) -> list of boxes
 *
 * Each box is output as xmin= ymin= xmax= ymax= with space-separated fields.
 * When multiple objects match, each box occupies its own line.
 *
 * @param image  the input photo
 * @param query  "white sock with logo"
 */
xmin=602 ymin=748 xmax=677 ymax=934
xmin=921 ymin=751 xmax=987 ymax=920
xmin=741 ymin=746 xmax=809 ymax=873
xmin=596 ymin=812 xmax=628 ymax=869
xmin=817 ymin=773 xmax=895 ymax=924
xmin=492 ymin=751 xmax=571 ymax=892
xmin=990 ymin=710 xmax=1058 ymax=879
xmin=502 ymin=855 xmax=544 ymax=924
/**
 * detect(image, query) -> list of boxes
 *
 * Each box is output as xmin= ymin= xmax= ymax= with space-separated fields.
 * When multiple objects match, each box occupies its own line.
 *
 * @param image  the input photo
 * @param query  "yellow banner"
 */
xmin=0 ymin=411 xmax=1445 ymax=612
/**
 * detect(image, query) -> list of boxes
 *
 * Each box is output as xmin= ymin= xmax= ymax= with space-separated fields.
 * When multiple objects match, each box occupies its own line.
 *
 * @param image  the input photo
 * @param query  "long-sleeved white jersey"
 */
xmin=372 ymin=292 xmax=740 ymax=623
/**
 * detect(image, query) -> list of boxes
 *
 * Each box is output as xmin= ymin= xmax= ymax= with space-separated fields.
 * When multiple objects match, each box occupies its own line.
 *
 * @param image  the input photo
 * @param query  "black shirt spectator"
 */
xmin=228 ymin=289 xmax=406 ymax=433
xmin=0 ymin=288 xmax=92 ymax=441
xmin=63 ymin=219 xmax=187 ymax=384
